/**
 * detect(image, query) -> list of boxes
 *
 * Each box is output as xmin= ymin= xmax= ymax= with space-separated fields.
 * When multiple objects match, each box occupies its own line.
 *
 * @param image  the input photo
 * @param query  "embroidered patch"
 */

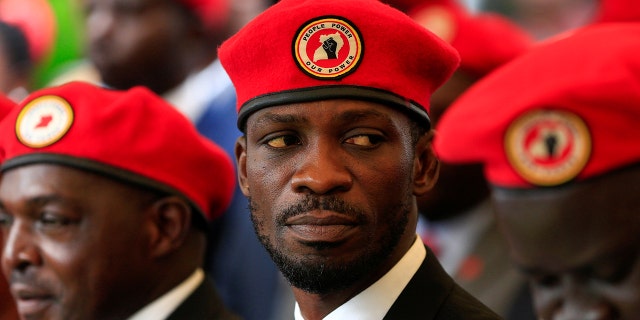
xmin=293 ymin=16 xmax=363 ymax=79
xmin=504 ymin=110 xmax=591 ymax=186
xmin=412 ymin=5 xmax=457 ymax=43
xmin=16 ymin=95 xmax=74 ymax=148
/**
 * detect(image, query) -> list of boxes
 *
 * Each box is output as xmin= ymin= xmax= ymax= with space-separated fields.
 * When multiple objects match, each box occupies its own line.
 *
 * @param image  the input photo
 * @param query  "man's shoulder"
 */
xmin=385 ymin=248 xmax=501 ymax=319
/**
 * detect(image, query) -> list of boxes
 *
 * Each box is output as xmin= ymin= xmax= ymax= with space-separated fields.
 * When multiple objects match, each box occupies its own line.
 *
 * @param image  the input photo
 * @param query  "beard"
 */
xmin=249 ymin=195 xmax=411 ymax=295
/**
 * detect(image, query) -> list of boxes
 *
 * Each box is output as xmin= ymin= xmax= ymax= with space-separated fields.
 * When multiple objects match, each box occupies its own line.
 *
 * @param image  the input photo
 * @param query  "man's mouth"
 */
xmin=12 ymin=284 xmax=55 ymax=317
xmin=285 ymin=212 xmax=359 ymax=243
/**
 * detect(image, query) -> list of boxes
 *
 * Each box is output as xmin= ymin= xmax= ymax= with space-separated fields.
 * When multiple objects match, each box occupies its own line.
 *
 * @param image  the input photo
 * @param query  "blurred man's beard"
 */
xmin=248 ymin=195 xmax=410 ymax=295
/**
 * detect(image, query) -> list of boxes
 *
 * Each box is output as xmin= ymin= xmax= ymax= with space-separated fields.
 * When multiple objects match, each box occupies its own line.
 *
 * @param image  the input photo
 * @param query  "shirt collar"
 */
xmin=294 ymin=236 xmax=426 ymax=320
xmin=127 ymin=268 xmax=205 ymax=320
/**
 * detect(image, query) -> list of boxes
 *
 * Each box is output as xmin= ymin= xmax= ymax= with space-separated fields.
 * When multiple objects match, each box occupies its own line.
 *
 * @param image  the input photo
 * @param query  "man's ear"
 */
xmin=147 ymin=196 xmax=192 ymax=258
xmin=413 ymin=130 xmax=440 ymax=197
xmin=235 ymin=136 xmax=250 ymax=197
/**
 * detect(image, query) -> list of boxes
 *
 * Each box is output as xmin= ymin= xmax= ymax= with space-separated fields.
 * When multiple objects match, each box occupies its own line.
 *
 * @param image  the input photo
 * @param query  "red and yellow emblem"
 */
xmin=16 ymin=95 xmax=74 ymax=148
xmin=504 ymin=110 xmax=591 ymax=186
xmin=293 ymin=16 xmax=363 ymax=79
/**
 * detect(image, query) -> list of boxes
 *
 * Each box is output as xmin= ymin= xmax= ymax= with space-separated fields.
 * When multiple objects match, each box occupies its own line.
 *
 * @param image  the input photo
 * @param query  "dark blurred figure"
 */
xmin=436 ymin=22 xmax=640 ymax=320
xmin=381 ymin=0 xmax=536 ymax=318
xmin=0 ymin=22 xmax=32 ymax=102
xmin=83 ymin=1 xmax=288 ymax=319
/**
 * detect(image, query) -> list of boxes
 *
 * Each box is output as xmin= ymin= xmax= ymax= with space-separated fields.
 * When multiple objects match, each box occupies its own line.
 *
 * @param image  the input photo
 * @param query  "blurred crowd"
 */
xmin=1 ymin=0 xmax=639 ymax=319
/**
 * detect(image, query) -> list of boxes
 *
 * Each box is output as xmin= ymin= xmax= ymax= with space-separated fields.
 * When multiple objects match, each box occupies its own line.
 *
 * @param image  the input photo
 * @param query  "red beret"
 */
xmin=0 ymin=0 xmax=56 ymax=62
xmin=178 ymin=0 xmax=230 ymax=32
xmin=407 ymin=0 xmax=533 ymax=77
xmin=434 ymin=23 xmax=640 ymax=188
xmin=0 ymin=82 xmax=235 ymax=221
xmin=0 ymin=95 xmax=16 ymax=118
xmin=594 ymin=0 xmax=640 ymax=23
xmin=219 ymin=0 xmax=460 ymax=129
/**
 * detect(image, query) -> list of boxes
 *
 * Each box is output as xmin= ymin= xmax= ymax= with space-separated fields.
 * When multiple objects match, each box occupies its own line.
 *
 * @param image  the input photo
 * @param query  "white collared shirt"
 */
xmin=294 ymin=236 xmax=426 ymax=320
xmin=127 ymin=268 xmax=205 ymax=320
xmin=163 ymin=59 xmax=233 ymax=122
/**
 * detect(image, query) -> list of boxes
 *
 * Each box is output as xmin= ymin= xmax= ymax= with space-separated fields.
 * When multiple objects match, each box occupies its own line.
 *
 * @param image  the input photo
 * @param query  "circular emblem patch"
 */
xmin=16 ymin=95 xmax=74 ymax=148
xmin=293 ymin=16 xmax=363 ymax=79
xmin=504 ymin=110 xmax=591 ymax=186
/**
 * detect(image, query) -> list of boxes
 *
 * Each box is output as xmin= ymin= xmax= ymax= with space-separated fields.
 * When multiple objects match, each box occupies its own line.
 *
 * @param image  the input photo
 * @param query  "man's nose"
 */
xmin=290 ymin=140 xmax=353 ymax=195
xmin=2 ymin=221 xmax=41 ymax=273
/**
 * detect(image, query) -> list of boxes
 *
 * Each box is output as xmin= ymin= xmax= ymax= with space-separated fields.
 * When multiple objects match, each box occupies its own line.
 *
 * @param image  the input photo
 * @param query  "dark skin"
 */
xmin=492 ymin=165 xmax=640 ymax=320
xmin=235 ymin=99 xmax=439 ymax=320
xmin=0 ymin=164 xmax=205 ymax=320
xmin=419 ymin=70 xmax=490 ymax=221
xmin=84 ymin=0 xmax=228 ymax=95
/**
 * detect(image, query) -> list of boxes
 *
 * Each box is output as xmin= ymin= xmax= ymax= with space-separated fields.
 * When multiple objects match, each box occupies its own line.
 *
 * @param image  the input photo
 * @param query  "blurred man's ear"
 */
xmin=147 ymin=196 xmax=192 ymax=258
xmin=413 ymin=131 xmax=440 ymax=197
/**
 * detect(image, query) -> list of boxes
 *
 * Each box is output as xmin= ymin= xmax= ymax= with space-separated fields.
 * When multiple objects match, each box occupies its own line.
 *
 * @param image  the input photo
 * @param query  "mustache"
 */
xmin=276 ymin=196 xmax=368 ymax=224
xmin=9 ymin=270 xmax=55 ymax=291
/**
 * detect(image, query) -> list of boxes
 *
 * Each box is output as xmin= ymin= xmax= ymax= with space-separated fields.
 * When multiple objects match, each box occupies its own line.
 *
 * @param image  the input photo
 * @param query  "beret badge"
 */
xmin=504 ymin=110 xmax=592 ymax=186
xmin=16 ymin=95 xmax=74 ymax=148
xmin=293 ymin=16 xmax=364 ymax=79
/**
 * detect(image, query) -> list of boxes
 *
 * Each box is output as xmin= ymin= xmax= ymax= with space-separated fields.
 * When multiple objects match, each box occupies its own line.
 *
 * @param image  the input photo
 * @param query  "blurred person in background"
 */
xmin=0 ymin=22 xmax=31 ymax=102
xmin=382 ymin=0 xmax=536 ymax=318
xmin=81 ymin=0 xmax=289 ymax=318
xmin=435 ymin=22 xmax=640 ymax=319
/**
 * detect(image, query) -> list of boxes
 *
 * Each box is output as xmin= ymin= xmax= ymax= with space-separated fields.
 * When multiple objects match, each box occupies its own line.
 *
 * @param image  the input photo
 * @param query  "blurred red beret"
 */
xmin=434 ymin=23 xmax=640 ymax=188
xmin=219 ymin=0 xmax=460 ymax=129
xmin=178 ymin=0 xmax=230 ymax=32
xmin=0 ymin=95 xmax=16 ymax=119
xmin=407 ymin=0 xmax=532 ymax=77
xmin=0 ymin=0 xmax=55 ymax=62
xmin=594 ymin=0 xmax=640 ymax=23
xmin=0 ymin=82 xmax=235 ymax=221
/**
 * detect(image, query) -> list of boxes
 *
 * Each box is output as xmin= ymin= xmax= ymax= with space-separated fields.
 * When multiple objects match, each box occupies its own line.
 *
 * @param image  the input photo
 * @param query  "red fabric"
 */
xmin=594 ymin=0 xmax=640 ymax=23
xmin=434 ymin=23 xmax=640 ymax=188
xmin=0 ymin=95 xmax=16 ymax=118
xmin=0 ymin=82 xmax=235 ymax=220
xmin=219 ymin=0 xmax=460 ymax=127
xmin=408 ymin=0 xmax=532 ymax=77
xmin=0 ymin=0 xmax=56 ymax=62
xmin=177 ymin=0 xmax=230 ymax=31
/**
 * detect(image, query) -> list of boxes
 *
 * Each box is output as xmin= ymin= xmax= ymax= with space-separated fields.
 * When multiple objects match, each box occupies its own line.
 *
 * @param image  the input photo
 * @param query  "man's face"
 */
xmin=237 ymin=99 xmax=434 ymax=295
xmin=0 ymin=164 xmax=156 ymax=320
xmin=493 ymin=167 xmax=640 ymax=319
xmin=84 ymin=0 xmax=192 ymax=93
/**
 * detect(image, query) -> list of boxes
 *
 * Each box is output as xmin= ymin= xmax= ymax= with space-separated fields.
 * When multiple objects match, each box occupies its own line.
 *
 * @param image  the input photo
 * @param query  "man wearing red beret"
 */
xmin=82 ymin=1 xmax=290 ymax=319
xmin=382 ymin=1 xmax=536 ymax=318
xmin=435 ymin=23 xmax=640 ymax=319
xmin=220 ymin=0 xmax=500 ymax=318
xmin=0 ymin=82 xmax=240 ymax=319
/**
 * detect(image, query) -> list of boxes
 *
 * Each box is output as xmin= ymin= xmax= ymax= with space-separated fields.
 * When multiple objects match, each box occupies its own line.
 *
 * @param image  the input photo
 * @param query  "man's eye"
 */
xmin=344 ymin=134 xmax=383 ymax=147
xmin=38 ymin=213 xmax=73 ymax=228
xmin=266 ymin=135 xmax=301 ymax=148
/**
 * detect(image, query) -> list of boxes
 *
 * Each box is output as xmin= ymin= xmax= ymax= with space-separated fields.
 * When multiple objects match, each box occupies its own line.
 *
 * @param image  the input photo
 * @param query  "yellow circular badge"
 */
xmin=16 ymin=95 xmax=74 ymax=148
xmin=293 ymin=16 xmax=363 ymax=79
xmin=504 ymin=110 xmax=592 ymax=186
